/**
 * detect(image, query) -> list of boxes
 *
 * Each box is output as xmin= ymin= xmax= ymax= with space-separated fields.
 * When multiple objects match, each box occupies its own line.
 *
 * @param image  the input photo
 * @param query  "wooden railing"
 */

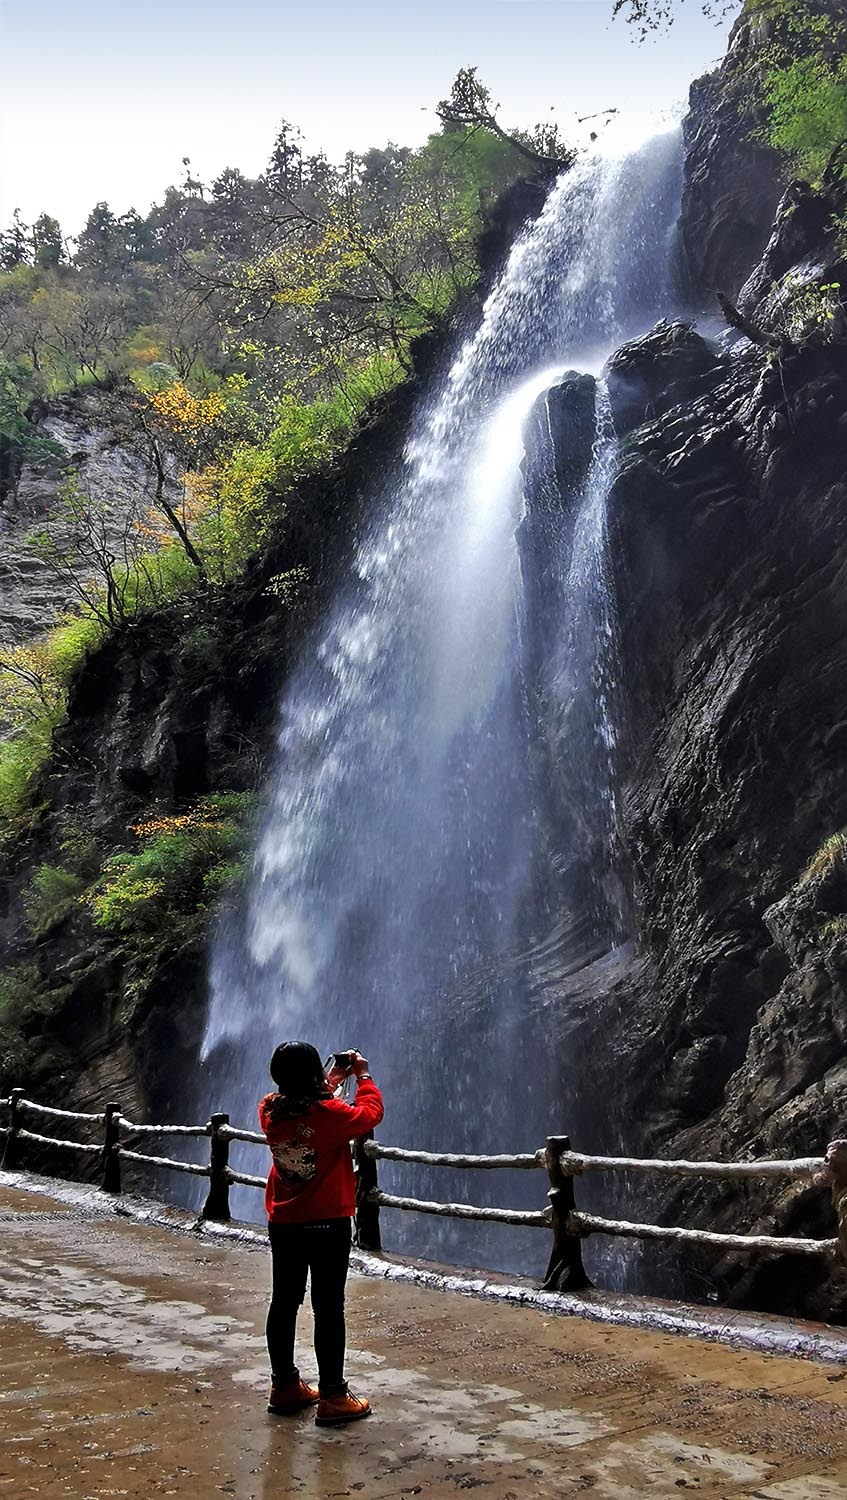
xmin=0 ymin=1091 xmax=841 ymax=1292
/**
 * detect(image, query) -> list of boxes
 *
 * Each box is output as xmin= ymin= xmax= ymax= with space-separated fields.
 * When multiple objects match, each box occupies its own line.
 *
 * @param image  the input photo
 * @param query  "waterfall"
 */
xmin=201 ymin=130 xmax=683 ymax=1275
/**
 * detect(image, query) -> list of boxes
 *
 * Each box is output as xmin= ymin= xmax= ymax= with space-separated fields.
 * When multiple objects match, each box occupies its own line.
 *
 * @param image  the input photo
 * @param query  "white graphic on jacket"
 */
xmin=270 ymin=1122 xmax=317 ymax=1189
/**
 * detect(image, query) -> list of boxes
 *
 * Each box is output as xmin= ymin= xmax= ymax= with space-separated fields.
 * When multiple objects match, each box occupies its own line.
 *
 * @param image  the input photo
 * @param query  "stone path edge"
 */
xmin=5 ymin=1166 xmax=846 ymax=1367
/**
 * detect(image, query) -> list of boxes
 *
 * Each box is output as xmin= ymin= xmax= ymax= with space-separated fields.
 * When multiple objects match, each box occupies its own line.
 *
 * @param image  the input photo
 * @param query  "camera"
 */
xmin=332 ymin=1051 xmax=354 ymax=1070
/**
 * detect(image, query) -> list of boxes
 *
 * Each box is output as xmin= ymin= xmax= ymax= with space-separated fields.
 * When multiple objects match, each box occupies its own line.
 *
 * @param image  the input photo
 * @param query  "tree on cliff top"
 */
xmin=436 ymin=68 xmax=574 ymax=172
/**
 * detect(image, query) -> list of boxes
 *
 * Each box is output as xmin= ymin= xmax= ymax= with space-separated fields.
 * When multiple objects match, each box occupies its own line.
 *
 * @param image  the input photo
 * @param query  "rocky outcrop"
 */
xmin=737 ymin=156 xmax=847 ymax=343
xmin=0 ymin=388 xmax=179 ymax=643
xmin=590 ymin=55 xmax=847 ymax=1317
xmin=605 ymin=320 xmax=727 ymax=434
xmin=678 ymin=8 xmax=785 ymax=300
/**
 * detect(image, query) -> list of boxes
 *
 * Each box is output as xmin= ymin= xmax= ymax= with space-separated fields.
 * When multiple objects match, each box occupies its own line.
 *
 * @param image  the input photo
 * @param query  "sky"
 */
xmin=0 ymin=0 xmax=736 ymax=239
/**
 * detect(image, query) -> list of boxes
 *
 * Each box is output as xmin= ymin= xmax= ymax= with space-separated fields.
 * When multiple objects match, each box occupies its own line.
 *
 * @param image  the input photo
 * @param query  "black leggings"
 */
xmin=267 ymin=1218 xmax=352 ymax=1394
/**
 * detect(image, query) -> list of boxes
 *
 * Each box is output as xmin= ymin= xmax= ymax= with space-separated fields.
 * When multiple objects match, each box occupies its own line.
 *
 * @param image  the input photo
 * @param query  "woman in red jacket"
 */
xmin=259 ymin=1040 xmax=384 ymax=1426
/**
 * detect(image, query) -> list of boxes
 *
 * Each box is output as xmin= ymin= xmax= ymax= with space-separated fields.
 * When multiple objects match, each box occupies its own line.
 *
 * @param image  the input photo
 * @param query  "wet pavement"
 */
xmin=2 ymin=1180 xmax=847 ymax=1498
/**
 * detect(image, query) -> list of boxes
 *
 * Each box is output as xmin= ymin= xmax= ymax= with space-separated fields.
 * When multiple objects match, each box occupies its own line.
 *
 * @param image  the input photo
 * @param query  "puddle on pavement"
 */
xmin=0 ymin=1250 xmax=266 ymax=1375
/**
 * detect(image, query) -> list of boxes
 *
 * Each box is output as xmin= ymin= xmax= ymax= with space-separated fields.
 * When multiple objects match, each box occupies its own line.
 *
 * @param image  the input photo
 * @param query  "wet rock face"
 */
xmin=517 ymin=370 xmax=598 ymax=678
xmin=563 ymin=293 xmax=847 ymax=1315
xmin=476 ymin=174 xmax=555 ymax=286
xmin=604 ymin=320 xmax=726 ymax=435
xmin=543 ymin=71 xmax=847 ymax=1312
xmin=518 ymin=372 xmax=610 ymax=963
xmin=677 ymin=15 xmax=785 ymax=301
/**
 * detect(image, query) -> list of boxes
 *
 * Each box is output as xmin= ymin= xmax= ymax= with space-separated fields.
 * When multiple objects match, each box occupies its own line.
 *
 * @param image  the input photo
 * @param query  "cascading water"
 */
xmin=201 ymin=130 xmax=683 ymax=1276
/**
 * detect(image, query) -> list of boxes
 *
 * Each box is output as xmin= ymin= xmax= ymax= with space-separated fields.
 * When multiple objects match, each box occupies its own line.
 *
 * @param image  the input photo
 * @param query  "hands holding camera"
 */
xmin=326 ymin=1048 xmax=370 ymax=1092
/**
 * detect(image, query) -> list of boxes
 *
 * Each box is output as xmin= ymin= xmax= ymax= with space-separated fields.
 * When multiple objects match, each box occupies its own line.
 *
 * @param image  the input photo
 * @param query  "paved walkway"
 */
xmin=2 ymin=1181 xmax=847 ymax=1499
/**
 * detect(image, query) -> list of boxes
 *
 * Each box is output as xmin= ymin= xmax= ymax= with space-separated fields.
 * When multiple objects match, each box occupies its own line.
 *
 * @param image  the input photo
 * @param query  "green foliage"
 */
xmin=615 ymin=1 xmax=847 ymax=180
xmin=820 ymin=915 xmax=847 ymax=943
xmin=0 ymin=357 xmax=64 ymax=469
xmin=23 ymin=863 xmax=85 ymax=936
xmin=0 ymin=76 xmax=550 ymax=851
xmin=54 ymin=809 xmax=102 ymax=876
xmin=90 ymin=794 xmax=257 ymax=944
xmin=0 ymin=80 xmax=543 ymax=412
xmin=46 ymin=612 xmax=105 ymax=676
xmin=743 ymin=0 xmax=847 ymax=178
xmin=436 ymin=67 xmax=573 ymax=169
xmin=0 ymin=710 xmax=59 ymax=826
xmin=0 ymin=613 xmax=103 ymax=833
xmin=780 ymin=276 xmax=842 ymax=339
xmin=0 ymin=80 xmax=549 ymax=623
xmin=263 ymin=566 xmax=310 ymax=604
xmin=190 ymin=349 xmax=405 ymax=573
xmin=762 ymin=53 xmax=847 ymax=178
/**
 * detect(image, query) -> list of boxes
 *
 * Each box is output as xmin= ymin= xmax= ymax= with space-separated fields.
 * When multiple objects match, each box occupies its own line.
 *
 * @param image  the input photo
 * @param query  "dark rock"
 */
xmin=604 ymin=320 xmax=726 ymax=435
xmin=665 ymin=1035 xmax=731 ymax=1113
xmin=560 ymin=318 xmax=847 ymax=1318
xmin=736 ymin=171 xmax=847 ymax=343
xmin=738 ymin=181 xmax=837 ymax=315
xmin=476 ymin=173 xmax=557 ymax=287
xmin=517 ymin=372 xmax=613 ymax=966
xmin=535 ymin=371 xmax=597 ymax=497
xmin=677 ymin=11 xmax=786 ymax=300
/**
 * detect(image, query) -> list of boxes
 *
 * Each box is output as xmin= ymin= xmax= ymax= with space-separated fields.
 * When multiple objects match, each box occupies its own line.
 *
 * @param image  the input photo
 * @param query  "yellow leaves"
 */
xmin=273 ymin=284 xmax=322 ymax=309
xmin=132 ymin=813 xmax=192 ymax=838
xmin=0 ymin=640 xmax=64 ymax=725
xmin=230 ymin=339 xmax=265 ymax=364
xmin=131 ymin=807 xmax=225 ymax=840
xmin=146 ymin=381 xmax=225 ymax=434
xmin=132 ymin=342 xmax=162 ymax=365
xmin=263 ymin=566 xmax=309 ymax=604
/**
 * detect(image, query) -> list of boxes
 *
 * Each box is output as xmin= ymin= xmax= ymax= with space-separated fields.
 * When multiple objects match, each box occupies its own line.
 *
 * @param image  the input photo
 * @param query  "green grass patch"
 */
xmin=23 ymin=863 xmax=86 ymax=937
xmin=90 ymin=793 xmax=257 ymax=942
xmin=802 ymin=831 xmax=847 ymax=883
xmin=0 ymin=711 xmax=61 ymax=826
xmin=0 ymin=612 xmax=105 ymax=836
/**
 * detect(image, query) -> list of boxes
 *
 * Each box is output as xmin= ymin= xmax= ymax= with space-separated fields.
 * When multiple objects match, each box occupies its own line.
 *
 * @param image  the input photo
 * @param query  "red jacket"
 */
xmin=259 ymin=1078 xmax=384 ymax=1224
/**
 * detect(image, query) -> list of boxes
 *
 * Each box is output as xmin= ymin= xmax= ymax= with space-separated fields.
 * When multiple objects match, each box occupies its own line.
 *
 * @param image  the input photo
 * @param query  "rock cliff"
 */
xmin=554 ymin=158 xmax=847 ymax=1317
xmin=0 ymin=389 xmax=179 ymax=643
xmin=678 ymin=6 xmax=786 ymax=301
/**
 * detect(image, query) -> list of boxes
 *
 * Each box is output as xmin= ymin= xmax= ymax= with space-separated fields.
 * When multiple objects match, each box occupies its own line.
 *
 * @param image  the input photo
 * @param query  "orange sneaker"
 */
xmin=315 ymin=1388 xmax=372 ymax=1426
xmin=268 ymin=1377 xmax=320 ymax=1415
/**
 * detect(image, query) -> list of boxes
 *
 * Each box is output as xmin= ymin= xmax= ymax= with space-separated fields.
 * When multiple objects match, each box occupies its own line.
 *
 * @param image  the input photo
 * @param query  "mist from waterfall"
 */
xmin=201 ymin=130 xmax=683 ymax=1275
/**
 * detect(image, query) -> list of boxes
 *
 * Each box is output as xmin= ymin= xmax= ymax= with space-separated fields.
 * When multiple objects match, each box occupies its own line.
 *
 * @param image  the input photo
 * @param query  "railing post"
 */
xmin=542 ymin=1134 xmax=593 ymax=1293
xmin=354 ymin=1133 xmax=381 ymax=1252
xmin=202 ymin=1113 xmax=231 ymax=1222
xmin=101 ymin=1102 xmax=122 ymax=1194
xmin=1 ymin=1088 xmax=25 ymax=1172
xmin=825 ymin=1139 xmax=847 ymax=1265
